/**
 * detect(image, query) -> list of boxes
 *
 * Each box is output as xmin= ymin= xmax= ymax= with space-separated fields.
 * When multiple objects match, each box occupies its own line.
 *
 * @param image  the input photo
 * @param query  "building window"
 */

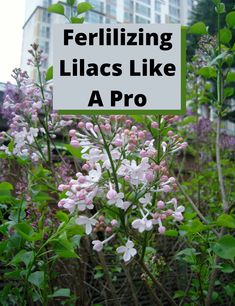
xmin=169 ymin=16 xmax=180 ymax=23
xmin=124 ymin=0 xmax=134 ymax=11
xmin=45 ymin=41 xmax=49 ymax=53
xmin=46 ymin=27 xmax=50 ymax=38
xmin=155 ymin=0 xmax=161 ymax=12
xmin=169 ymin=0 xmax=180 ymax=6
xmin=106 ymin=4 xmax=116 ymax=17
xmin=169 ymin=6 xmax=180 ymax=18
xmin=86 ymin=12 xmax=103 ymax=23
xmin=89 ymin=0 xmax=104 ymax=13
xmin=155 ymin=14 xmax=161 ymax=23
xmin=136 ymin=3 xmax=150 ymax=18
xmin=41 ymin=26 xmax=50 ymax=39
xmin=42 ymin=10 xmax=51 ymax=23
xmin=42 ymin=59 xmax=48 ymax=69
xmin=43 ymin=0 xmax=52 ymax=6
xmin=65 ymin=6 xmax=70 ymax=17
xmin=41 ymin=26 xmax=46 ymax=37
xmin=187 ymin=0 xmax=193 ymax=7
xmin=135 ymin=15 xmax=150 ymax=23
xmin=124 ymin=12 xmax=133 ymax=22
xmin=138 ymin=0 xmax=150 ymax=5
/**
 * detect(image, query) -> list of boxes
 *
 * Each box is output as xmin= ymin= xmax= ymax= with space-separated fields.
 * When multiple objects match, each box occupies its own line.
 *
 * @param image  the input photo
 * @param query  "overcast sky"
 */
xmin=0 ymin=1 xmax=26 ymax=83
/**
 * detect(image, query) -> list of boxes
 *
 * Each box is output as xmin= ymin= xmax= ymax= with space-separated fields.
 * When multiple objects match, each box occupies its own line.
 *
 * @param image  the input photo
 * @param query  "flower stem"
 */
xmin=136 ymin=258 xmax=178 ymax=306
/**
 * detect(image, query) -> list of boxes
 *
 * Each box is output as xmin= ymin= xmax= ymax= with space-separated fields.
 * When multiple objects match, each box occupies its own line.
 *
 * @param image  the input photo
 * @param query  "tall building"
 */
xmin=21 ymin=0 xmax=194 ymax=78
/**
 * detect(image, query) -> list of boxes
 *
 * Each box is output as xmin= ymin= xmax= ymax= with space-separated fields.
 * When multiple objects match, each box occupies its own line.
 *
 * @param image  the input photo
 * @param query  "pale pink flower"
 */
xmin=132 ymin=218 xmax=153 ymax=233
xmin=116 ymin=240 xmax=137 ymax=262
xmin=76 ymin=215 xmax=97 ymax=235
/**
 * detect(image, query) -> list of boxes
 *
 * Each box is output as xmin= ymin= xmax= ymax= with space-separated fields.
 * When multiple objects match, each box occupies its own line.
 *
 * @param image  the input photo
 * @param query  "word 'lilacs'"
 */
xmin=58 ymin=116 xmax=187 ymax=262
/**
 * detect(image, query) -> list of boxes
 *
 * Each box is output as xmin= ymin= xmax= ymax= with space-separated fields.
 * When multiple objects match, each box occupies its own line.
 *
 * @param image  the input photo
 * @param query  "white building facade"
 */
xmin=21 ymin=0 xmax=194 ymax=78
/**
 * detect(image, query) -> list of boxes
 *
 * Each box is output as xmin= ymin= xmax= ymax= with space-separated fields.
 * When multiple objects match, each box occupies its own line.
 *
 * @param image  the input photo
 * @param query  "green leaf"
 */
xmin=174 ymin=290 xmax=185 ymax=298
xmin=198 ymin=66 xmax=216 ymax=79
xmin=48 ymin=3 xmax=65 ymax=15
xmin=0 ymin=182 xmax=14 ymax=201
xmin=224 ymin=87 xmax=234 ymax=98
xmin=226 ymin=72 xmax=235 ymax=83
xmin=0 ymin=152 xmax=8 ymax=159
xmin=67 ymin=0 xmax=76 ymax=6
xmin=49 ymin=288 xmax=71 ymax=298
xmin=45 ymin=65 xmax=53 ymax=81
xmin=176 ymin=248 xmax=199 ymax=264
xmin=210 ymin=51 xmax=228 ymax=65
xmin=212 ymin=235 xmax=235 ymax=261
xmin=212 ymin=0 xmax=221 ymax=5
xmin=4 ymin=270 xmax=21 ymax=279
xmin=179 ymin=219 xmax=207 ymax=234
xmin=94 ymin=271 xmax=103 ymax=279
xmin=64 ymin=144 xmax=83 ymax=159
xmin=225 ymin=284 xmax=235 ymax=297
xmin=215 ymin=3 xmax=225 ymax=14
xmin=56 ymin=211 xmax=69 ymax=222
xmin=0 ymin=182 xmax=13 ymax=191
xmin=15 ymin=223 xmax=42 ymax=242
xmin=219 ymin=28 xmax=232 ymax=44
xmin=225 ymin=54 xmax=234 ymax=66
xmin=220 ymin=263 xmax=234 ymax=273
xmin=21 ymin=251 xmax=35 ymax=267
xmin=217 ymin=214 xmax=235 ymax=228
xmin=77 ymin=2 xmax=93 ymax=14
xmin=52 ymin=234 xmax=78 ymax=258
xmin=32 ymin=192 xmax=53 ymax=202
xmin=189 ymin=22 xmax=207 ymax=35
xmin=130 ymin=115 xmax=144 ymax=123
xmin=165 ymin=230 xmax=178 ymax=237
xmin=71 ymin=16 xmax=85 ymax=23
xmin=28 ymin=271 xmax=44 ymax=288
xmin=7 ymin=140 xmax=14 ymax=153
xmin=178 ymin=116 xmax=196 ymax=126
xmin=11 ymin=250 xmax=28 ymax=265
xmin=226 ymin=11 xmax=235 ymax=28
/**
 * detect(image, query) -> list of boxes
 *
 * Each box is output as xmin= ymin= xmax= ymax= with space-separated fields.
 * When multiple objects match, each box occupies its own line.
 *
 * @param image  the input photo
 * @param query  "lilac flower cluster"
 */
xmin=190 ymin=117 xmax=212 ymax=139
xmin=220 ymin=133 xmax=235 ymax=150
xmin=58 ymin=116 xmax=187 ymax=262
xmin=0 ymin=45 xmax=78 ymax=162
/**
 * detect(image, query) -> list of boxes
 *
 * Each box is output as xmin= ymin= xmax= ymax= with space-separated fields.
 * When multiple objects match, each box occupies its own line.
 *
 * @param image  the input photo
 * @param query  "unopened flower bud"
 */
xmin=157 ymin=200 xmax=165 ymax=209
xmin=111 ymin=219 xmax=118 ymax=227
xmin=151 ymin=121 xmax=158 ymax=129
xmin=69 ymin=129 xmax=76 ymax=137
xmin=158 ymin=226 xmax=166 ymax=234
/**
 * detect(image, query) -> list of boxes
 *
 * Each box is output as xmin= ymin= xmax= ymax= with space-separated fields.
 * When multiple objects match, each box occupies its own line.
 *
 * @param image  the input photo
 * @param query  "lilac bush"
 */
xmin=0 ymin=1 xmax=235 ymax=305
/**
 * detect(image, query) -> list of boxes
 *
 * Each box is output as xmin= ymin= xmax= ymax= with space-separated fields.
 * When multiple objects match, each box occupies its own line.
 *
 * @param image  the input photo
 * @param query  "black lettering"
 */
xmin=88 ymin=91 xmax=103 ymax=107
xmin=124 ymin=94 xmax=133 ymax=107
xmin=130 ymin=60 xmax=141 ymax=76
xmin=75 ymin=32 xmax=87 ymax=45
xmin=111 ymin=91 xmax=122 ymax=106
xmin=150 ymin=60 xmax=163 ymax=76
xmin=112 ymin=63 xmax=122 ymax=76
xmin=160 ymin=33 xmax=173 ymax=51
xmin=164 ymin=63 xmax=176 ymax=76
xmin=89 ymin=32 xmax=98 ymax=45
xmin=100 ymin=63 xmax=111 ymax=76
xmin=60 ymin=60 xmax=71 ymax=76
xmin=126 ymin=33 xmax=137 ymax=45
xmin=135 ymin=94 xmax=147 ymax=107
xmin=64 ymin=29 xmax=73 ymax=45
xmin=87 ymin=64 xmax=98 ymax=76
